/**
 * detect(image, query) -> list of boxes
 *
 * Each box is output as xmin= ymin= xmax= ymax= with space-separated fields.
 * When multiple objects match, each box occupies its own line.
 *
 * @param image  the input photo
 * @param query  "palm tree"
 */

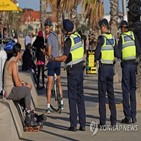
xmin=46 ymin=0 xmax=81 ymax=25
xmin=82 ymin=0 xmax=104 ymax=36
xmin=40 ymin=0 xmax=47 ymax=30
xmin=110 ymin=0 xmax=119 ymax=38
xmin=109 ymin=0 xmax=119 ymax=82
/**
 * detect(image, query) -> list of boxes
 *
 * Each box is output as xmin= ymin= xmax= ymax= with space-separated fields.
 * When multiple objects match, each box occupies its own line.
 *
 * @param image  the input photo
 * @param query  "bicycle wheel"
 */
xmin=50 ymin=80 xmax=62 ymax=113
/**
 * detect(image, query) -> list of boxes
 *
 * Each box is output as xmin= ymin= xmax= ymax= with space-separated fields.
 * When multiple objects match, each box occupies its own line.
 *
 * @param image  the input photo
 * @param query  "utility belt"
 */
xmin=122 ymin=59 xmax=136 ymax=65
xmin=66 ymin=61 xmax=84 ymax=72
xmin=99 ymin=62 xmax=114 ymax=67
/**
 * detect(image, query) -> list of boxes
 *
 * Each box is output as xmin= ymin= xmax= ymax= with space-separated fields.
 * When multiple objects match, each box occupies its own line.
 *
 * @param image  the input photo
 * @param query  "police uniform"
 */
xmin=95 ymin=31 xmax=119 ymax=126
xmin=118 ymin=28 xmax=141 ymax=123
xmin=64 ymin=31 xmax=86 ymax=130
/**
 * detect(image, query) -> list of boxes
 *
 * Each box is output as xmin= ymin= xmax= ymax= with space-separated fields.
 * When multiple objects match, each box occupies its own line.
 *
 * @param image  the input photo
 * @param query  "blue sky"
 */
xmin=18 ymin=0 xmax=124 ymax=14
xmin=19 ymin=0 xmax=40 ymax=10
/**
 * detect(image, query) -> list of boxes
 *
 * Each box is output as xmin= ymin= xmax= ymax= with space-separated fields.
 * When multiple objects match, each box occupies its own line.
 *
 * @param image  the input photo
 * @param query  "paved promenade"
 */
xmin=20 ymin=69 xmax=141 ymax=141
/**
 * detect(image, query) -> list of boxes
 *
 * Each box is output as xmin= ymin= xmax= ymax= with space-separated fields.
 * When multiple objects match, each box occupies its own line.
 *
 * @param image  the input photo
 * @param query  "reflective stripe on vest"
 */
xmin=66 ymin=32 xmax=84 ymax=66
xmin=101 ymin=33 xmax=115 ymax=64
xmin=121 ymin=31 xmax=136 ymax=60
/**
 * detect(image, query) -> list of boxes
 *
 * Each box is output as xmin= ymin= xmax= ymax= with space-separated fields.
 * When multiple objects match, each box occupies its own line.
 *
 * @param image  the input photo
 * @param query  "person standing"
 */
xmin=81 ymin=30 xmax=87 ymax=55
xmin=95 ymin=18 xmax=119 ymax=127
xmin=31 ymin=31 xmax=36 ymax=46
xmin=22 ymin=43 xmax=35 ymax=72
xmin=33 ymin=30 xmax=45 ymax=89
xmin=44 ymin=19 xmax=63 ymax=113
xmin=24 ymin=33 xmax=31 ymax=49
xmin=118 ymin=20 xmax=141 ymax=124
xmin=49 ymin=19 xmax=86 ymax=131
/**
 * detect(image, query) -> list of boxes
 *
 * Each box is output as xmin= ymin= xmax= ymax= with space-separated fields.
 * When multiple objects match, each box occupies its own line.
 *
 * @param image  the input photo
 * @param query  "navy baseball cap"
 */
xmin=99 ymin=18 xmax=109 ymax=28
xmin=119 ymin=20 xmax=128 ymax=28
xmin=63 ymin=19 xmax=74 ymax=32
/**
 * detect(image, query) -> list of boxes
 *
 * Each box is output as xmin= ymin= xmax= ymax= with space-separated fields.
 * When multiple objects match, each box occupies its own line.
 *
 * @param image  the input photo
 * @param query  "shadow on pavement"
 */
xmin=44 ymin=121 xmax=68 ymax=131
xmin=20 ymin=138 xmax=35 ymax=141
xmin=41 ymin=130 xmax=79 ymax=141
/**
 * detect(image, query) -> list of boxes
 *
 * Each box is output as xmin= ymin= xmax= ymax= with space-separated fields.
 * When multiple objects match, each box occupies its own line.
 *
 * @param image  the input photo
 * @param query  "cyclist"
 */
xmin=44 ymin=19 xmax=64 ymax=113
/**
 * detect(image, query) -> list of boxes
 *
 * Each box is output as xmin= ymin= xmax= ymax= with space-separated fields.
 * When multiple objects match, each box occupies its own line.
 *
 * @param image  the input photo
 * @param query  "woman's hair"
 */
xmin=26 ymin=43 xmax=32 ymax=49
xmin=13 ymin=43 xmax=21 ymax=56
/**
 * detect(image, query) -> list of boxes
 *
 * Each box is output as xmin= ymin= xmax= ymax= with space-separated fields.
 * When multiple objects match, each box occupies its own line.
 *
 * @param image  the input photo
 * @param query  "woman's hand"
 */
xmin=25 ymin=83 xmax=32 ymax=90
xmin=21 ymin=80 xmax=32 ymax=89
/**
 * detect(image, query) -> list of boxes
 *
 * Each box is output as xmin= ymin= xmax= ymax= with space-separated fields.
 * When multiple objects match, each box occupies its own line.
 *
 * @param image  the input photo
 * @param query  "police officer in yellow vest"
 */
xmin=95 ymin=18 xmax=119 ymax=127
xmin=51 ymin=19 xmax=86 ymax=131
xmin=118 ymin=20 xmax=141 ymax=124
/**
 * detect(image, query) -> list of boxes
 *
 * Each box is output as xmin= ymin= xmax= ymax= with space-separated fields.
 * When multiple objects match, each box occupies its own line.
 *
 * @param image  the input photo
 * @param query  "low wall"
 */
xmin=0 ymin=99 xmax=23 ymax=141
xmin=0 ymin=71 xmax=39 ymax=141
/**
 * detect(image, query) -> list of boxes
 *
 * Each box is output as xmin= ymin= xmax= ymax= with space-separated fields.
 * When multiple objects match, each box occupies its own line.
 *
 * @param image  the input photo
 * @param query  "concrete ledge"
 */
xmin=0 ymin=72 xmax=40 ymax=141
xmin=0 ymin=99 xmax=23 ymax=141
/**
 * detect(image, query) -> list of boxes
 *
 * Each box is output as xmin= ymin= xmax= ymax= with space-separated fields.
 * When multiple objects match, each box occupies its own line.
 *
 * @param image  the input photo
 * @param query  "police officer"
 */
xmin=118 ymin=20 xmax=141 ymax=124
xmin=50 ymin=19 xmax=86 ymax=131
xmin=95 ymin=18 xmax=119 ymax=127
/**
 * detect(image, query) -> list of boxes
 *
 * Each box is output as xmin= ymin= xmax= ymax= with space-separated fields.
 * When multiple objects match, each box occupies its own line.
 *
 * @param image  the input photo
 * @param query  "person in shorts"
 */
xmin=44 ymin=19 xmax=63 ymax=113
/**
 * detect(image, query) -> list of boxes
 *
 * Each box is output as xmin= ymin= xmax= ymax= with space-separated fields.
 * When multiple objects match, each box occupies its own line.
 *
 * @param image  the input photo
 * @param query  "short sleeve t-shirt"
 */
xmin=47 ymin=32 xmax=59 ymax=57
xmin=63 ymin=37 xmax=72 ymax=64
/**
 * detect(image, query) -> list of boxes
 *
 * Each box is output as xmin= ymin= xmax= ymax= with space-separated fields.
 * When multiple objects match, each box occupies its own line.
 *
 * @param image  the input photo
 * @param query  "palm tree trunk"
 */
xmin=110 ymin=0 xmax=120 ymax=82
xmin=110 ymin=0 xmax=119 ymax=38
xmin=40 ymin=0 xmax=47 ymax=30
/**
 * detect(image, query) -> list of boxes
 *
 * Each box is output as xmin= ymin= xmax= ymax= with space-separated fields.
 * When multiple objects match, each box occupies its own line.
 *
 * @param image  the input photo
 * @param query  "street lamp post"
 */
xmin=122 ymin=0 xmax=128 ymax=21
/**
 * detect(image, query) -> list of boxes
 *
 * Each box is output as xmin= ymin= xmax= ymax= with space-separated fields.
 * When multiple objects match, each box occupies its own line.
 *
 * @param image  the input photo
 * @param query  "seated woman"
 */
xmin=4 ymin=43 xmax=38 ymax=127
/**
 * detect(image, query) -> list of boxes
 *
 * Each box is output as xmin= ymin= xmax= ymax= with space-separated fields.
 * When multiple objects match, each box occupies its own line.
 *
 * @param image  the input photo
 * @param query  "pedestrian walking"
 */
xmin=95 ymin=18 xmax=119 ymax=127
xmin=118 ymin=20 xmax=141 ymax=124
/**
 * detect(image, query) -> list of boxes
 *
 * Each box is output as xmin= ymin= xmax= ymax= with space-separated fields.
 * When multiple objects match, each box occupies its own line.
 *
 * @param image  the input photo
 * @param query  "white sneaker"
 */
xmin=46 ymin=108 xmax=51 ymax=114
xmin=61 ymin=104 xmax=64 ymax=110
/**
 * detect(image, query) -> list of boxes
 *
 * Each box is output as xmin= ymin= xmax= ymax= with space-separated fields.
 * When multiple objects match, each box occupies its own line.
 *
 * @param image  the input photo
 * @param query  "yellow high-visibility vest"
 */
xmin=101 ymin=33 xmax=115 ymax=64
xmin=121 ymin=31 xmax=136 ymax=60
xmin=66 ymin=32 xmax=84 ymax=66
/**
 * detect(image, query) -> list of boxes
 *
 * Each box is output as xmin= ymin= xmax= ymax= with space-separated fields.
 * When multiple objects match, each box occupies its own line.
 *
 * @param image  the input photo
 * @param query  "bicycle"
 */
xmin=43 ymin=61 xmax=62 ymax=113
xmin=50 ymin=73 xmax=62 ymax=114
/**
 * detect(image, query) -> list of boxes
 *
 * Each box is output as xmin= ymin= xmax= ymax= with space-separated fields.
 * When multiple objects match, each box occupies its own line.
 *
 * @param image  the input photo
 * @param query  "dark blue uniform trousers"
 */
xmin=98 ymin=64 xmax=117 ymax=125
xmin=122 ymin=63 xmax=137 ymax=119
xmin=67 ymin=70 xmax=86 ymax=128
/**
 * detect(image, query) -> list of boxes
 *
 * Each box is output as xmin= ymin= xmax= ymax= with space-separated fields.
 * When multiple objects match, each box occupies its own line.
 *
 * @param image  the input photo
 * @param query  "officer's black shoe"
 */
xmin=79 ymin=127 xmax=85 ymax=131
xmin=68 ymin=127 xmax=77 ymax=132
xmin=132 ymin=117 xmax=137 ymax=123
xmin=121 ymin=118 xmax=131 ymax=124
